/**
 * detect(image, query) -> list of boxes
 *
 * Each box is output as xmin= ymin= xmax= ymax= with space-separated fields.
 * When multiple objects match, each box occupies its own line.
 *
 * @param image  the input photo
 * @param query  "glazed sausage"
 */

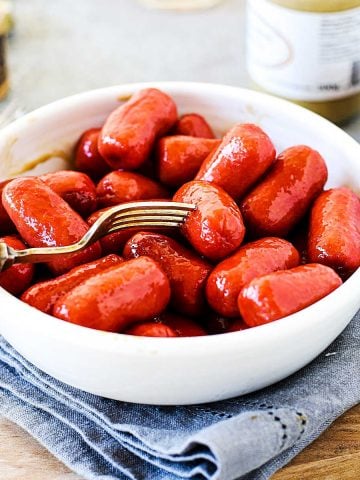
xmin=0 ymin=236 xmax=35 ymax=295
xmin=308 ymin=187 xmax=360 ymax=276
xmin=206 ymin=237 xmax=300 ymax=317
xmin=53 ymin=256 xmax=171 ymax=332
xmin=157 ymin=313 xmax=207 ymax=336
xmin=96 ymin=171 xmax=168 ymax=208
xmin=21 ymin=254 xmax=123 ymax=314
xmin=2 ymin=177 xmax=101 ymax=275
xmin=238 ymin=263 xmax=342 ymax=327
xmin=241 ymin=145 xmax=328 ymax=237
xmin=173 ymin=180 xmax=245 ymax=261
xmin=157 ymin=136 xmax=221 ymax=188
xmin=0 ymin=180 xmax=15 ymax=235
xmin=98 ymin=88 xmax=177 ymax=170
xmin=40 ymin=170 xmax=97 ymax=217
xmin=195 ymin=123 xmax=276 ymax=200
xmin=125 ymin=322 xmax=177 ymax=337
xmin=174 ymin=113 xmax=215 ymax=139
xmin=74 ymin=128 xmax=110 ymax=180
xmin=125 ymin=313 xmax=207 ymax=337
xmin=123 ymin=232 xmax=212 ymax=316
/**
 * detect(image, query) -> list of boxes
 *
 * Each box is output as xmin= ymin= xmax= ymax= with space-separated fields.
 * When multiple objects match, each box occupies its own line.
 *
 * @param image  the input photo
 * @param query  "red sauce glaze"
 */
xmin=206 ymin=237 xmax=300 ymax=317
xmin=2 ymin=177 xmax=101 ymax=275
xmin=0 ymin=236 xmax=35 ymax=295
xmin=53 ymin=256 xmax=171 ymax=332
xmin=0 ymin=180 xmax=16 ymax=235
xmin=238 ymin=263 xmax=342 ymax=327
xmin=74 ymin=128 xmax=110 ymax=181
xmin=173 ymin=180 xmax=246 ymax=261
xmin=241 ymin=145 xmax=328 ymax=238
xmin=287 ymin=218 xmax=310 ymax=265
xmin=21 ymin=254 xmax=123 ymax=314
xmin=225 ymin=318 xmax=249 ymax=333
xmin=123 ymin=232 xmax=212 ymax=316
xmin=136 ymin=156 xmax=157 ymax=180
xmin=204 ymin=313 xmax=230 ymax=334
xmin=308 ymin=187 xmax=360 ymax=276
xmin=98 ymin=88 xmax=177 ymax=170
xmin=40 ymin=170 xmax=97 ymax=217
xmin=157 ymin=135 xmax=221 ymax=188
xmin=174 ymin=113 xmax=215 ymax=139
xmin=195 ymin=123 xmax=276 ymax=200
xmin=125 ymin=322 xmax=177 ymax=337
xmin=157 ymin=312 xmax=207 ymax=336
xmin=96 ymin=171 xmax=168 ymax=208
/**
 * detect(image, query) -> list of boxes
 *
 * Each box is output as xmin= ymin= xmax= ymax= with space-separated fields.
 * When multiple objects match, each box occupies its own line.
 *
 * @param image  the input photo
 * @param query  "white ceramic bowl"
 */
xmin=0 ymin=82 xmax=359 ymax=405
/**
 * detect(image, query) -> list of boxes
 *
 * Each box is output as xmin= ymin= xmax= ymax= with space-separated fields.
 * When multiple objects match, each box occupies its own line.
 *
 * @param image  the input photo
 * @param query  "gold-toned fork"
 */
xmin=0 ymin=201 xmax=195 ymax=271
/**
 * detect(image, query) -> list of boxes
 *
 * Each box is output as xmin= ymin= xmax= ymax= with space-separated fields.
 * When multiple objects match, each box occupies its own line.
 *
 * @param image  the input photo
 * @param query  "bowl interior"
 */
xmin=1 ymin=82 xmax=360 ymax=189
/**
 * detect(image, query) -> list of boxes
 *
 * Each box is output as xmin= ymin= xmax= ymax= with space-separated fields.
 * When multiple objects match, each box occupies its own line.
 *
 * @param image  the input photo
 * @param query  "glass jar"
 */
xmin=0 ymin=0 xmax=12 ymax=100
xmin=246 ymin=0 xmax=360 ymax=124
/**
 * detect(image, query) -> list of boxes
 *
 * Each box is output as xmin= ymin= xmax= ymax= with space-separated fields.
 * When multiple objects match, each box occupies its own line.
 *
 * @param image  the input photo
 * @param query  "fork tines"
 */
xmin=0 ymin=201 xmax=196 ymax=271
xmin=96 ymin=201 xmax=195 ymax=237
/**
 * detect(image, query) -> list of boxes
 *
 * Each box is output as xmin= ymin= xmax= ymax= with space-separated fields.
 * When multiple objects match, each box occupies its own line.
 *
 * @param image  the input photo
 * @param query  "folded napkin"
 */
xmin=0 ymin=310 xmax=359 ymax=480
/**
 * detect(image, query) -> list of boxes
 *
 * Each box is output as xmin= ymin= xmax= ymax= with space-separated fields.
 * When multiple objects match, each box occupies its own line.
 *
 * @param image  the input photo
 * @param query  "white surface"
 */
xmin=0 ymin=82 xmax=359 ymax=405
xmin=6 ymin=0 xmax=247 ymax=110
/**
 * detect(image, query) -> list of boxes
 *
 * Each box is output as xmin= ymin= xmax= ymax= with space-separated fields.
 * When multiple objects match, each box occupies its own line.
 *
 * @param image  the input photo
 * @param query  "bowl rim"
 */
xmin=3 ymin=80 xmax=360 ymax=154
xmin=1 ymin=81 xmax=359 ymax=356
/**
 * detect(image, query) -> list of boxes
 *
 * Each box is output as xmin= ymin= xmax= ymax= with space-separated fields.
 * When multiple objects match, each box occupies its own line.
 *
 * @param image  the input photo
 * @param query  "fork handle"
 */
xmin=0 ymin=241 xmax=88 ymax=271
xmin=0 ymin=243 xmax=16 ymax=271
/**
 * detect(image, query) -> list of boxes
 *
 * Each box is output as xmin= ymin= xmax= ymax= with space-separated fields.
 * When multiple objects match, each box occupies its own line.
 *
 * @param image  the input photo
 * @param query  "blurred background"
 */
xmin=0 ymin=0 xmax=359 ymax=139
xmin=4 ymin=0 xmax=247 ymax=108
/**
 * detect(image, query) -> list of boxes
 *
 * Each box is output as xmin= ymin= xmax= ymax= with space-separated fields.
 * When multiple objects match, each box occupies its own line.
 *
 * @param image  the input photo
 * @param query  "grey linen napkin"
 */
xmin=0 ymin=310 xmax=359 ymax=480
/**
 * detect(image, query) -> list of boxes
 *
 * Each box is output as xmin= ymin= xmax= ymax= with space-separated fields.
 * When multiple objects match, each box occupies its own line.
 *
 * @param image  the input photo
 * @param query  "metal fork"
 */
xmin=0 ymin=201 xmax=195 ymax=271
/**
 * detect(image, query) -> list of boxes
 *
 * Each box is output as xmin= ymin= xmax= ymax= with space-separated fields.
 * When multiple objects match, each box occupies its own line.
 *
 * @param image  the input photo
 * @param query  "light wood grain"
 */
xmin=0 ymin=405 xmax=359 ymax=479
xmin=273 ymin=403 xmax=360 ymax=480
xmin=0 ymin=418 xmax=82 ymax=480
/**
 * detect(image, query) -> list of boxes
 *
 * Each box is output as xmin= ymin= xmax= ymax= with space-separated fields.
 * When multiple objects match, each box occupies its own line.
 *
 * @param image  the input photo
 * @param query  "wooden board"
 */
xmin=273 ymin=403 xmax=360 ymax=479
xmin=0 ymin=404 xmax=359 ymax=479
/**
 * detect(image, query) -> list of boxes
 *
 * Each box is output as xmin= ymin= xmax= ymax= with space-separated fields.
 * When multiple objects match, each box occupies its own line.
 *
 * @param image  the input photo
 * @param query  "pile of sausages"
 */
xmin=0 ymin=88 xmax=359 ymax=336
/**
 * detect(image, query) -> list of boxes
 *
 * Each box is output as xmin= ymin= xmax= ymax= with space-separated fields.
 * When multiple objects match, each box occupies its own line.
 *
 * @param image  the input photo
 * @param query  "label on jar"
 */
xmin=246 ymin=0 xmax=360 ymax=101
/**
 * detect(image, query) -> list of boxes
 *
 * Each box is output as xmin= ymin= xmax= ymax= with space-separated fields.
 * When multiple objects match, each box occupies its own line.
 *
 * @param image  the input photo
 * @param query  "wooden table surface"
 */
xmin=0 ymin=404 xmax=359 ymax=480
